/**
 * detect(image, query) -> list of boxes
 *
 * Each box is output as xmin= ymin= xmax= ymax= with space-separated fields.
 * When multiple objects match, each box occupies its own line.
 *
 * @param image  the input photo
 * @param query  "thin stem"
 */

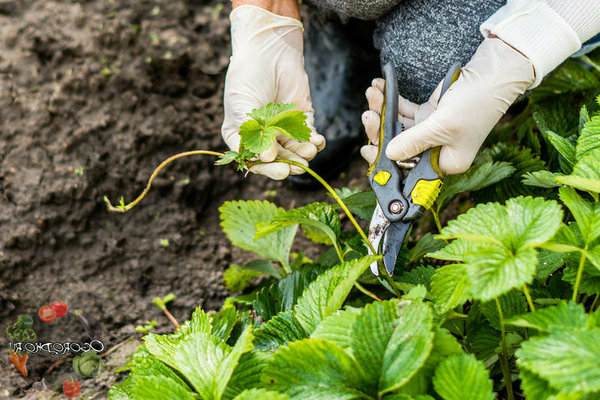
xmin=591 ymin=294 xmax=600 ymax=312
xmin=162 ymin=307 xmax=180 ymax=329
xmin=269 ymin=159 xmax=376 ymax=255
xmin=448 ymin=312 xmax=468 ymax=319
xmin=580 ymin=54 xmax=600 ymax=73
xmin=104 ymin=150 xmax=224 ymax=212
xmin=572 ymin=250 xmax=588 ymax=302
xmin=522 ymin=284 xmax=536 ymax=312
xmin=432 ymin=208 xmax=443 ymax=234
xmin=496 ymin=298 xmax=515 ymax=400
xmin=354 ymin=282 xmax=383 ymax=302
xmin=333 ymin=242 xmax=345 ymax=264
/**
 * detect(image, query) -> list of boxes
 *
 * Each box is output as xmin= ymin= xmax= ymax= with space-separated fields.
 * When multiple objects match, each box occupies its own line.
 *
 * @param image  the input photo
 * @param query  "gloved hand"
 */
xmin=222 ymin=5 xmax=326 ymax=180
xmin=361 ymin=37 xmax=535 ymax=175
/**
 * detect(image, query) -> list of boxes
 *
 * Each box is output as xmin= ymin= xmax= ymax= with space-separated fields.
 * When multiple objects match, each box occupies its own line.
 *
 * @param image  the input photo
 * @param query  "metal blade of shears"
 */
xmin=381 ymin=221 xmax=411 ymax=275
xmin=368 ymin=204 xmax=390 ymax=276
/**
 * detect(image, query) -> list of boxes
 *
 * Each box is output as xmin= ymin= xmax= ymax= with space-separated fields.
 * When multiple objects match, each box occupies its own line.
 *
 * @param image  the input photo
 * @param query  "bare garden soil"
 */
xmin=0 ymin=0 xmax=371 ymax=397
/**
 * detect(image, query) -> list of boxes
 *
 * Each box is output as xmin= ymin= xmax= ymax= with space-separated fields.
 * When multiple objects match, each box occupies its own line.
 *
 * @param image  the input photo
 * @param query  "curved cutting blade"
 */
xmin=368 ymin=204 xmax=390 ymax=276
xmin=382 ymin=222 xmax=411 ymax=276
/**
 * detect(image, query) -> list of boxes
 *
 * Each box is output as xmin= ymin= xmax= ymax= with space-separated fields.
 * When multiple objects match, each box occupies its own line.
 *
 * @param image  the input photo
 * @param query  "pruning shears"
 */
xmin=367 ymin=62 xmax=461 ymax=276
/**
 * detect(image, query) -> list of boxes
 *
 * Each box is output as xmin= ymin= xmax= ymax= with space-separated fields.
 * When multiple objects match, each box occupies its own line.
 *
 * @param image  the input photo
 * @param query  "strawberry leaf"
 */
xmin=239 ymin=103 xmax=311 ymax=155
xmin=351 ymin=300 xmax=434 ymax=396
xmin=433 ymin=353 xmax=495 ymax=400
xmin=517 ymin=327 xmax=600 ymax=394
xmin=294 ymin=255 xmax=379 ymax=334
xmin=256 ymin=203 xmax=341 ymax=247
xmin=430 ymin=196 xmax=563 ymax=301
xmin=220 ymin=200 xmax=297 ymax=270
xmin=239 ymin=122 xmax=278 ymax=154
xmin=262 ymin=338 xmax=370 ymax=399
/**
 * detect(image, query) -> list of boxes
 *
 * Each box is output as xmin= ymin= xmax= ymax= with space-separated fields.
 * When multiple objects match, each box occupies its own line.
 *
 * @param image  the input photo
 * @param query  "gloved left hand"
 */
xmin=361 ymin=37 xmax=535 ymax=175
xmin=222 ymin=5 xmax=326 ymax=180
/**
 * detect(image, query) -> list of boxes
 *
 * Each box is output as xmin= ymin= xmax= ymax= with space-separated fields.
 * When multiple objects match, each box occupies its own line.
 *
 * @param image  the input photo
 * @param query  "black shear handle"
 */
xmin=369 ymin=62 xmax=461 ymax=224
xmin=368 ymin=63 xmax=405 ymax=223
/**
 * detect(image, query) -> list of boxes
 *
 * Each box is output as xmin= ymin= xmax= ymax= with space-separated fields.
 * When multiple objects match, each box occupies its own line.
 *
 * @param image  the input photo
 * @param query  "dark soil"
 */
xmin=0 ymin=0 xmax=369 ymax=397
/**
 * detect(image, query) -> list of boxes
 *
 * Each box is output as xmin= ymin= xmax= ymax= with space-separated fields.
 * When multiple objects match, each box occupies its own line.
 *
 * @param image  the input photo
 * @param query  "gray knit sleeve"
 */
xmin=305 ymin=0 xmax=403 ymax=21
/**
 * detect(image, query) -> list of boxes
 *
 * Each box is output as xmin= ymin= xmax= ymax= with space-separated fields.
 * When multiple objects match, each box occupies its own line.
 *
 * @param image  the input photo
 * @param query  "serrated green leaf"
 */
xmin=559 ymin=186 xmax=600 ymax=245
xmin=395 ymin=265 xmax=436 ymax=292
xmin=573 ymin=150 xmax=600 ymax=183
xmin=253 ymin=310 xmax=308 ymax=352
xmin=431 ymin=197 xmax=563 ymax=301
xmin=220 ymin=200 xmax=296 ymax=268
xmin=522 ymin=170 xmax=562 ymax=188
xmin=480 ymin=291 xmax=527 ymax=331
xmin=517 ymin=327 xmax=600 ymax=394
xmin=262 ymin=338 xmax=370 ymax=400
xmin=109 ymin=351 xmax=193 ymax=400
xmin=239 ymin=120 xmax=276 ymax=154
xmin=253 ymin=265 xmax=325 ymax=321
xmin=436 ymin=161 xmax=515 ymax=212
xmin=519 ymin=369 xmax=558 ymax=400
xmin=473 ymin=144 xmax=545 ymax=203
xmin=397 ymin=327 xmax=463 ymax=396
xmin=547 ymin=131 xmax=577 ymax=169
xmin=536 ymin=249 xmax=564 ymax=280
xmin=556 ymin=174 xmax=600 ymax=194
xmin=505 ymin=301 xmax=587 ymax=332
xmin=271 ymin=111 xmax=311 ymax=142
xmin=465 ymin=304 xmax=501 ymax=360
xmin=530 ymin=61 xmax=600 ymax=137
xmin=311 ymin=308 xmax=360 ymax=356
xmin=433 ymin=353 xmax=494 ymax=400
xmin=223 ymin=351 xmax=269 ymax=400
xmin=130 ymin=376 xmax=196 ymax=400
xmin=577 ymin=115 xmax=600 ymax=160
xmin=224 ymin=265 xmax=264 ymax=293
xmin=405 ymin=284 xmax=427 ymax=302
xmin=215 ymin=151 xmax=239 ymax=166
xmin=256 ymin=203 xmax=341 ymax=248
xmin=563 ymin=251 xmax=600 ymax=296
xmin=241 ymin=103 xmax=311 ymax=151
xmin=232 ymin=389 xmax=290 ymax=400
xmin=248 ymin=103 xmax=296 ymax=125
xmin=145 ymin=327 xmax=254 ymax=400
xmin=294 ymin=255 xmax=379 ymax=334
xmin=334 ymin=189 xmax=377 ymax=220
xmin=408 ymin=233 xmax=445 ymax=263
xmin=430 ymin=264 xmax=470 ymax=314
xmin=211 ymin=305 xmax=239 ymax=342
xmin=224 ymin=260 xmax=281 ymax=293
xmin=351 ymin=300 xmax=434 ymax=396
xmin=580 ymin=105 xmax=591 ymax=131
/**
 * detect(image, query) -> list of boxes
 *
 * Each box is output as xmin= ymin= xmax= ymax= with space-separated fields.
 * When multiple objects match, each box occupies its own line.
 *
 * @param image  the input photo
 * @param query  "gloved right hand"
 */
xmin=222 ymin=5 xmax=326 ymax=180
xmin=361 ymin=38 xmax=534 ymax=175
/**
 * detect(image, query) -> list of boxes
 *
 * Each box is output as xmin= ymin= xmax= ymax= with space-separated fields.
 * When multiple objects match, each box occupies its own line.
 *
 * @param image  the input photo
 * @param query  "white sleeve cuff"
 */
xmin=481 ymin=0 xmax=582 ymax=88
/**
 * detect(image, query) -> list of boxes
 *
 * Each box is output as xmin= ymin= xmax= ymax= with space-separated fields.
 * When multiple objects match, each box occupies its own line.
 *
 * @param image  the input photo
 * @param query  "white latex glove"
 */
xmin=361 ymin=37 xmax=535 ymax=175
xmin=222 ymin=5 xmax=326 ymax=180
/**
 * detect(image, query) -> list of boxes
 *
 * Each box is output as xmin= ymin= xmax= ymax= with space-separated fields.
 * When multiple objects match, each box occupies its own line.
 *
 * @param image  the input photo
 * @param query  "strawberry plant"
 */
xmin=107 ymin=54 xmax=600 ymax=399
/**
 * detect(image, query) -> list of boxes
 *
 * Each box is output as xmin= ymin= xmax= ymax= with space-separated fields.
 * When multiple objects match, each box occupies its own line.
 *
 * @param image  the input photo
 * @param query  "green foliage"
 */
xmin=473 ymin=144 xmax=545 ymax=203
xmin=333 ymin=188 xmax=377 ymax=220
xmin=435 ymin=161 xmax=515 ymax=212
xmin=432 ymin=354 xmax=494 ymax=400
xmin=220 ymin=200 xmax=297 ymax=270
xmin=294 ymin=256 xmax=379 ymax=334
xmin=431 ymin=196 xmax=563 ymax=301
xmin=112 ymin=86 xmax=600 ymax=400
xmin=224 ymin=260 xmax=280 ymax=293
xmin=256 ymin=202 xmax=341 ymax=248
xmin=238 ymin=103 xmax=311 ymax=154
